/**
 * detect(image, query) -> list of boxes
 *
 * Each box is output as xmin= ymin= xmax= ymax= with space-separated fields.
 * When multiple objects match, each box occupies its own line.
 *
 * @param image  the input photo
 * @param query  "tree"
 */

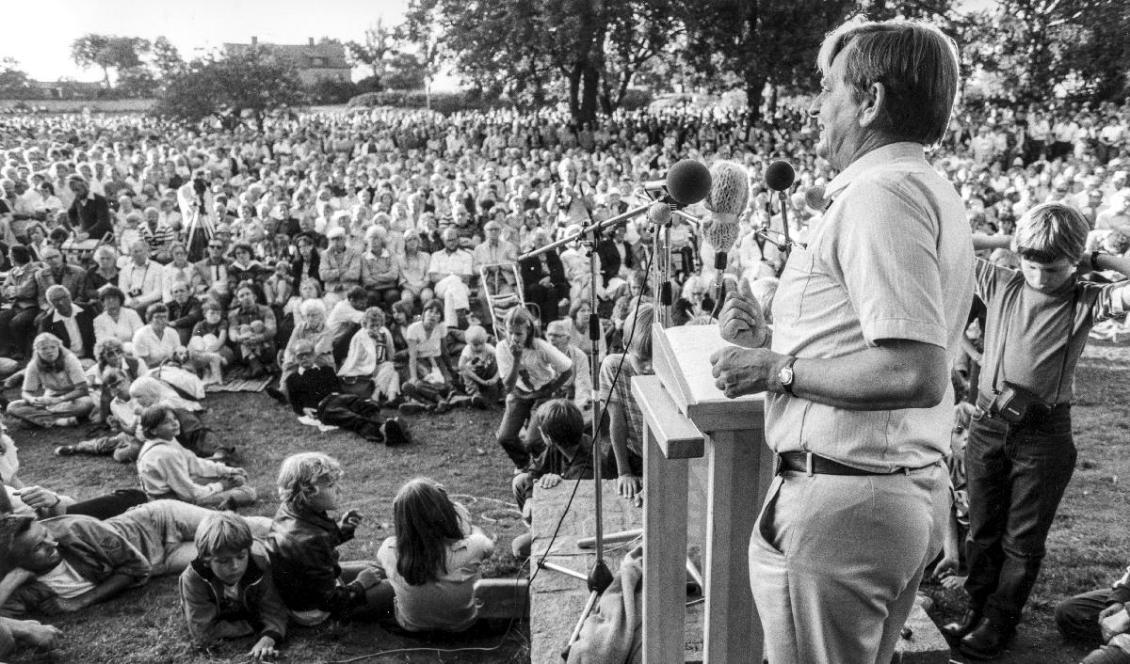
xmin=150 ymin=36 xmax=186 ymax=79
xmin=154 ymin=47 xmax=305 ymax=129
xmin=0 ymin=58 xmax=32 ymax=98
xmin=678 ymin=0 xmax=857 ymax=122
xmin=405 ymin=0 xmax=676 ymax=125
xmin=346 ymin=20 xmax=399 ymax=85
xmin=117 ymin=66 xmax=158 ymax=98
xmin=963 ymin=0 xmax=1130 ymax=102
xmin=383 ymin=52 xmax=428 ymax=90
xmin=71 ymin=34 xmax=151 ymax=88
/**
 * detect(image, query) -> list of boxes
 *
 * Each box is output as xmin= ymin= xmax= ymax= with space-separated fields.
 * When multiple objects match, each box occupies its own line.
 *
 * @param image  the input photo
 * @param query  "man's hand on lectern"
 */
xmin=718 ymin=277 xmax=768 ymax=349
xmin=710 ymin=346 xmax=787 ymax=398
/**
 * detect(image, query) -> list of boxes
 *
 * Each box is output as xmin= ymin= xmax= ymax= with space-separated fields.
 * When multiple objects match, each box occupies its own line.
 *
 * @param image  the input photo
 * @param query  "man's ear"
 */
xmin=857 ymin=81 xmax=887 ymax=129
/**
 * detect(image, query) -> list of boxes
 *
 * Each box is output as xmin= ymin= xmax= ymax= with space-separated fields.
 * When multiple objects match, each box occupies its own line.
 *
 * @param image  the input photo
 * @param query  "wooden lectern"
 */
xmin=631 ymin=324 xmax=777 ymax=663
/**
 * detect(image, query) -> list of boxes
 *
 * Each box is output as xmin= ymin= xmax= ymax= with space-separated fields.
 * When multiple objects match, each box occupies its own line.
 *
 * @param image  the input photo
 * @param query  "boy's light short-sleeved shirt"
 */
xmin=24 ymin=352 xmax=87 ymax=395
xmin=406 ymin=321 xmax=447 ymax=359
xmin=495 ymin=338 xmax=572 ymax=393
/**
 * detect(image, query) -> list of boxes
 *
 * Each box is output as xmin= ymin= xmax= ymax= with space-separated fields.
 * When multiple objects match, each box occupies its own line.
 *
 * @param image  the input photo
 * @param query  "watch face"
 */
xmin=779 ymin=366 xmax=794 ymax=386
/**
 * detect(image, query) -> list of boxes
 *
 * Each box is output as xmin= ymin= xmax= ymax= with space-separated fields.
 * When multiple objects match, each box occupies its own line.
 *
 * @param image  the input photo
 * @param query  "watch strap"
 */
xmin=780 ymin=356 xmax=797 ymax=396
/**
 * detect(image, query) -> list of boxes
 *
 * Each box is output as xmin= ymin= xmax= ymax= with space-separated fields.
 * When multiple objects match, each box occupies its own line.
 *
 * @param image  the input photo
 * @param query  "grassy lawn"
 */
xmin=4 ymin=394 xmax=529 ymax=664
xmin=4 ymin=339 xmax=1130 ymax=663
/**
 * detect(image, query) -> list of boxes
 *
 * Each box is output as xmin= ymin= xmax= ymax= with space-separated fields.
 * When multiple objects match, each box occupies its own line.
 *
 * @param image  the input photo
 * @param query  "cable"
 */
xmin=529 ymin=245 xmax=656 ymax=587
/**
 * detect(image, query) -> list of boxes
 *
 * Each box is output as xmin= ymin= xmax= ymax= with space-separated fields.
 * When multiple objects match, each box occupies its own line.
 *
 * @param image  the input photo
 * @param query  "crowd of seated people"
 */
xmin=0 ymin=96 xmax=1127 ymax=658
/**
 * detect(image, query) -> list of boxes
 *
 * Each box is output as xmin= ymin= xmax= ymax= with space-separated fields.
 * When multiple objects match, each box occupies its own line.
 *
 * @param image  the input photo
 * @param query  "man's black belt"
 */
xmin=776 ymin=451 xmax=931 ymax=476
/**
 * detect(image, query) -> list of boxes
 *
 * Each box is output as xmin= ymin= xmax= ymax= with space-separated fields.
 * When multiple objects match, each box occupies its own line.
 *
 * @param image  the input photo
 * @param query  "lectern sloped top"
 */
xmin=652 ymin=324 xmax=765 ymax=433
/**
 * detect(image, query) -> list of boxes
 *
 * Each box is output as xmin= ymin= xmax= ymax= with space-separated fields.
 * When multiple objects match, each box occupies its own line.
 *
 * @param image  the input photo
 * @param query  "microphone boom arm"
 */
xmin=518 ymin=203 xmax=651 ymax=262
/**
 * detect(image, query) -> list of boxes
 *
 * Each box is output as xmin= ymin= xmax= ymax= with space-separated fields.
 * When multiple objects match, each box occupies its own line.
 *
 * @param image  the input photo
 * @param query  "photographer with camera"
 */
xmin=946 ymin=202 xmax=1130 ymax=659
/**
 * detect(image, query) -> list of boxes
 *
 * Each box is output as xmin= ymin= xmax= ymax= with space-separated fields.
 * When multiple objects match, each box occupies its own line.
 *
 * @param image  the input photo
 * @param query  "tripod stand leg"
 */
xmin=561 ymin=589 xmax=601 ymax=661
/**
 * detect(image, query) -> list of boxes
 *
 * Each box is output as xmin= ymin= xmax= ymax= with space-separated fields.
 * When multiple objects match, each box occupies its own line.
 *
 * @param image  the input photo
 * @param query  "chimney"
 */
xmin=251 ymin=36 xmax=258 ymax=46
xmin=308 ymin=37 xmax=315 ymax=46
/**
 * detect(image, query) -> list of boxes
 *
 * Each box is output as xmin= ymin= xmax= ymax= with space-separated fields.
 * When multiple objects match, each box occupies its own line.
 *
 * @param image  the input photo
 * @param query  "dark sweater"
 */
xmin=284 ymin=365 xmax=341 ymax=414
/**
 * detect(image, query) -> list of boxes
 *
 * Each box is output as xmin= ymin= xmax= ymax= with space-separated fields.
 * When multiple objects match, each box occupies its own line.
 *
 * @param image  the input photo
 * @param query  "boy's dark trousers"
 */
xmin=963 ymin=396 xmax=1076 ymax=631
xmin=1057 ymin=588 xmax=1121 ymax=644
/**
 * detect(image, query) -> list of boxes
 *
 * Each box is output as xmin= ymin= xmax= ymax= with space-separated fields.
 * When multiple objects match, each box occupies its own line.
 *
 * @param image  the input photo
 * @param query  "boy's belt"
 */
xmin=975 ymin=390 xmax=1071 ymax=417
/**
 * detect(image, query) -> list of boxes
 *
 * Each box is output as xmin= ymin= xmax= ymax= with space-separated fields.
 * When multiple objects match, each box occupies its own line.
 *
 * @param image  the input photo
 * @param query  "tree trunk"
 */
xmin=568 ymin=65 xmax=582 ymax=124
xmin=579 ymin=61 xmax=599 ymax=126
xmin=745 ymin=74 xmax=765 ymax=123
xmin=102 ymin=67 xmax=111 ymax=89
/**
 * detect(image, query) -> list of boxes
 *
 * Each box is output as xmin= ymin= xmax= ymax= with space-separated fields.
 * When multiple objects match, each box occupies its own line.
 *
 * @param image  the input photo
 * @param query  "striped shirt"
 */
xmin=766 ymin=142 xmax=974 ymax=473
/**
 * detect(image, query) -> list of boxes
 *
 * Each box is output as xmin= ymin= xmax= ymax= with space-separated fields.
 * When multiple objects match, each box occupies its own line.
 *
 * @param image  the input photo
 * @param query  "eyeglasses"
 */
xmin=209 ymin=244 xmax=223 ymax=249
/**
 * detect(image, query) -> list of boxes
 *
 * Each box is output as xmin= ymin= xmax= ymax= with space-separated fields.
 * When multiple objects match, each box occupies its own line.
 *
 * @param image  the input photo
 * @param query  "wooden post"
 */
xmin=634 ymin=376 xmax=703 ymax=663
xmin=638 ymin=324 xmax=770 ymax=664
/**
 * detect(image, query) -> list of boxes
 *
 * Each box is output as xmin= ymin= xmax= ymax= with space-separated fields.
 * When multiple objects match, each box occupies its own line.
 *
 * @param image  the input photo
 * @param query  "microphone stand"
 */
xmin=521 ymin=183 xmax=619 ymax=661
xmin=520 ymin=203 xmax=651 ymax=262
xmin=777 ymin=191 xmax=792 ymax=258
xmin=774 ymin=191 xmax=793 ymax=277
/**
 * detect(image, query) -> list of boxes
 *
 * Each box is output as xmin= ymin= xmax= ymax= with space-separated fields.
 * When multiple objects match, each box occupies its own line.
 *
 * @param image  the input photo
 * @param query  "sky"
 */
xmin=2 ymin=0 xmax=410 ymax=82
xmin=4 ymin=0 xmax=1000 ymax=84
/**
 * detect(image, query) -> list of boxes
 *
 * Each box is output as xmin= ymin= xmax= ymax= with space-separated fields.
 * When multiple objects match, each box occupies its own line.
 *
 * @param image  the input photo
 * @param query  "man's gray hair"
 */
xmin=818 ymin=18 xmax=959 ymax=146
xmin=45 ymin=284 xmax=71 ymax=303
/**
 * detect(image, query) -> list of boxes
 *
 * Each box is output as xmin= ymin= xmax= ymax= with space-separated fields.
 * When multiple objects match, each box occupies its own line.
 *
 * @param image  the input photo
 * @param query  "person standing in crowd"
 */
xmin=943 ymin=204 xmax=1130 ymax=658
xmin=711 ymin=19 xmax=972 ymax=664
xmin=66 ymin=174 xmax=112 ymax=241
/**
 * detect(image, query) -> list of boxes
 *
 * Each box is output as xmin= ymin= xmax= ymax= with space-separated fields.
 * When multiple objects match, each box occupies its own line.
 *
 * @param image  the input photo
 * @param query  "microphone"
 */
xmin=665 ymin=159 xmax=712 ymax=207
xmin=805 ymin=185 xmax=828 ymax=212
xmin=647 ymin=201 xmax=672 ymax=227
xmin=764 ymin=160 xmax=796 ymax=271
xmin=704 ymin=160 xmax=749 ymax=269
xmin=764 ymin=160 xmax=796 ymax=192
xmin=703 ymin=161 xmax=750 ymax=316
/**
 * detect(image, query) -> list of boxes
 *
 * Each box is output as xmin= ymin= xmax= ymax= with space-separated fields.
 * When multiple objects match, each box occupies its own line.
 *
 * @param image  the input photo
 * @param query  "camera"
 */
xmin=993 ymin=382 xmax=1051 ymax=424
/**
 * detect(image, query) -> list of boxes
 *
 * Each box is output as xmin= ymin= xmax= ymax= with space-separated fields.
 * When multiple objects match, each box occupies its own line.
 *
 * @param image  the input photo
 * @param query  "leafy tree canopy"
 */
xmin=153 ymin=47 xmax=305 ymax=128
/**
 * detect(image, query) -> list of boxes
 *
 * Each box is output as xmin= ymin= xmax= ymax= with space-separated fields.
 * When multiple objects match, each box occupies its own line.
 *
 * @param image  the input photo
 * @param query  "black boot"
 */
xmin=959 ymin=617 xmax=1013 ymax=660
xmin=941 ymin=607 xmax=983 ymax=640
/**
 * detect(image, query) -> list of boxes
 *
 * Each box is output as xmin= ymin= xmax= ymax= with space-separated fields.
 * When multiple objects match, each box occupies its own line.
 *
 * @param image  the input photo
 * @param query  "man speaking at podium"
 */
xmin=710 ymin=18 xmax=973 ymax=664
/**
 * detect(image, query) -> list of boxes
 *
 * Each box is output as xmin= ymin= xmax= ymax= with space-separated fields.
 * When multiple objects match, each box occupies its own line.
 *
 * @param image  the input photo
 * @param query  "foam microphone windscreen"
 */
xmin=665 ymin=159 xmax=712 ymax=206
xmin=705 ymin=160 xmax=751 ymax=217
xmin=707 ymin=219 xmax=741 ymax=255
xmin=764 ymin=160 xmax=796 ymax=192
xmin=647 ymin=201 xmax=672 ymax=226
xmin=805 ymin=185 xmax=828 ymax=212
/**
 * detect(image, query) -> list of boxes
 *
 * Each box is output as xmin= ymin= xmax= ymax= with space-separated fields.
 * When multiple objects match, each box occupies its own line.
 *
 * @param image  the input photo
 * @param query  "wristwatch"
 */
xmin=1092 ymin=250 xmax=1104 ymax=270
xmin=778 ymin=356 xmax=797 ymax=396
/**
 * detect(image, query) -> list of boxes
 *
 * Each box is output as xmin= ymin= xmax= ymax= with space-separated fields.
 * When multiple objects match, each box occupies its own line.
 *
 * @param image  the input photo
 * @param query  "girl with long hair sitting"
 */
xmin=373 ymin=477 xmax=494 ymax=632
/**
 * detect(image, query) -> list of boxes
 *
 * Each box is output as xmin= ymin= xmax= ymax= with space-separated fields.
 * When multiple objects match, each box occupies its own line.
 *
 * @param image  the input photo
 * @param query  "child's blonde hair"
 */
xmin=276 ymin=452 xmax=343 ymax=509
xmin=195 ymin=511 xmax=252 ymax=558
xmin=464 ymin=325 xmax=488 ymax=345
xmin=1010 ymin=202 xmax=1089 ymax=264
